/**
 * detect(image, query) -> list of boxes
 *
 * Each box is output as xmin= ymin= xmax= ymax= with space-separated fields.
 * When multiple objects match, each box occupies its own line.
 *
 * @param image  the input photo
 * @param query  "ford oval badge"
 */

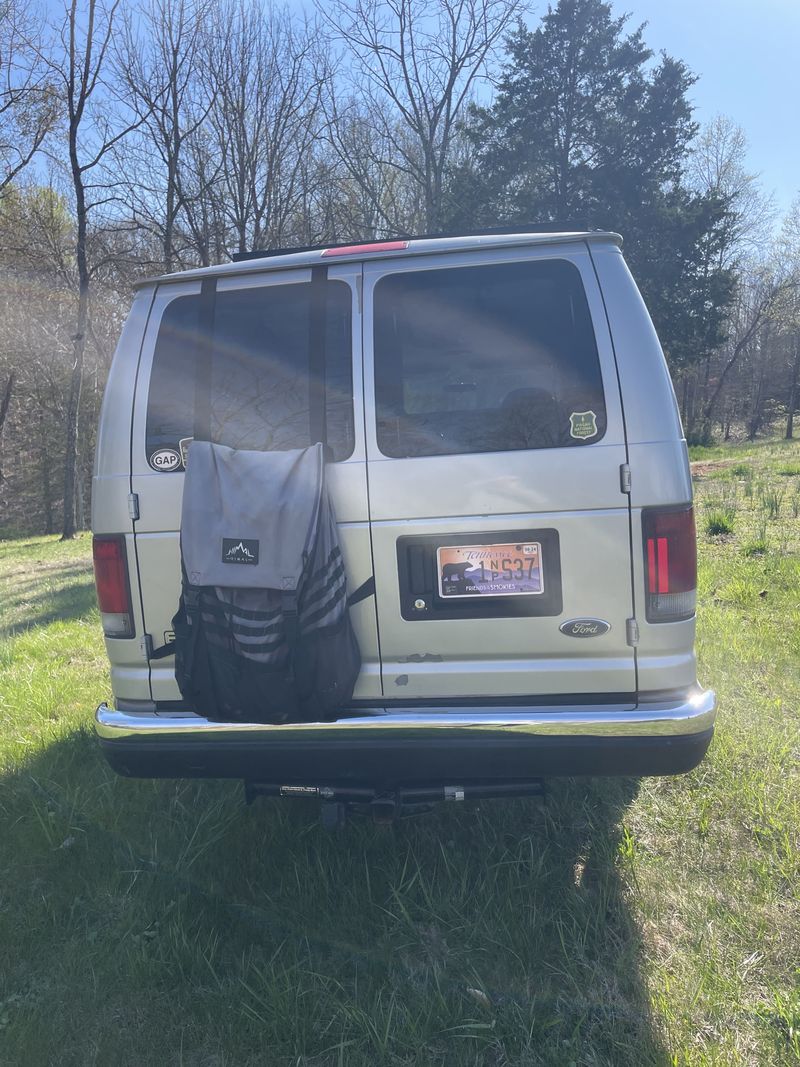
xmin=559 ymin=618 xmax=611 ymax=638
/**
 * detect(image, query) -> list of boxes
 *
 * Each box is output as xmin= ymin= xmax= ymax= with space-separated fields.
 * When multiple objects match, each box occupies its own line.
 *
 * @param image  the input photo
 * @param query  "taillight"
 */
xmin=92 ymin=535 xmax=134 ymax=638
xmin=642 ymin=506 xmax=697 ymax=622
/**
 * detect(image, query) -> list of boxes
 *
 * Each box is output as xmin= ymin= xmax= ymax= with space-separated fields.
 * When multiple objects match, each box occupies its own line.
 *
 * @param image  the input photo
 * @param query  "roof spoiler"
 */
xmin=230 ymin=222 xmax=594 ymax=263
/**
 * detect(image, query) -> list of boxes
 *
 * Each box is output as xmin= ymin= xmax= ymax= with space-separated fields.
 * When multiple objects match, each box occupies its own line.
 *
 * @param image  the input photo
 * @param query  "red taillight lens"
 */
xmin=92 ymin=535 xmax=134 ymax=638
xmin=642 ymin=506 xmax=697 ymax=622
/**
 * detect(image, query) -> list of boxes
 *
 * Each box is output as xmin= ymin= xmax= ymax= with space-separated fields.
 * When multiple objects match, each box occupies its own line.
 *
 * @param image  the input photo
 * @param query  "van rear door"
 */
xmin=130 ymin=264 xmax=382 ymax=703
xmin=362 ymin=242 xmax=636 ymax=700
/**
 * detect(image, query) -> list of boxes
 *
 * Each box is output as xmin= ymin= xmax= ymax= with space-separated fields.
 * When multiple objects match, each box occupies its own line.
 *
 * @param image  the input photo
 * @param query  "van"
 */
xmin=92 ymin=230 xmax=716 ymax=809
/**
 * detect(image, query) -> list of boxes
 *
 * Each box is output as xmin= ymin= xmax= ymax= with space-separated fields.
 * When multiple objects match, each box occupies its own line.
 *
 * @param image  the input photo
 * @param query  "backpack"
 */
xmin=154 ymin=442 xmax=365 ymax=724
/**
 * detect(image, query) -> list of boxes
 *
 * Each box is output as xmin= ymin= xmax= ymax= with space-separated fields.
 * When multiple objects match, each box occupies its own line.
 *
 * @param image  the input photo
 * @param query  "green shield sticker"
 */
xmin=569 ymin=410 xmax=598 ymax=440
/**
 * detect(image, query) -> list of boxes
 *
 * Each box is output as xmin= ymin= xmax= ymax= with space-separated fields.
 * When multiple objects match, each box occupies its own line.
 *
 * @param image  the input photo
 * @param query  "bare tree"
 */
xmin=776 ymin=194 xmax=800 ymax=438
xmin=44 ymin=0 xmax=150 ymax=538
xmin=700 ymin=265 xmax=795 ymax=441
xmin=115 ymin=0 xmax=215 ymax=271
xmin=318 ymin=0 xmax=519 ymax=231
xmin=680 ymin=116 xmax=778 ymax=438
xmin=688 ymin=115 xmax=776 ymax=268
xmin=322 ymin=96 xmax=427 ymax=236
xmin=207 ymin=0 xmax=329 ymax=255
xmin=0 ymin=0 xmax=57 ymax=197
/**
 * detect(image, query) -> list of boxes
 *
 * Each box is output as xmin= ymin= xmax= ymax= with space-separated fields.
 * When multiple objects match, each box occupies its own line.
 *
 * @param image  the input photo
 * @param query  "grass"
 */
xmin=1 ymin=441 xmax=799 ymax=1065
xmin=704 ymin=508 xmax=736 ymax=536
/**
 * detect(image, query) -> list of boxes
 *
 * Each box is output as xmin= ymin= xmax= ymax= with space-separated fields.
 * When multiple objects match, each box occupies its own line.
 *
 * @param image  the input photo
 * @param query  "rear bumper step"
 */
xmin=95 ymin=687 xmax=715 ymax=783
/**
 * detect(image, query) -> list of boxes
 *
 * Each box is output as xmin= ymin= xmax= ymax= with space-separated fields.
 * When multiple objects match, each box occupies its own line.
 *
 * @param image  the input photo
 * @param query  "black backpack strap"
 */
xmin=308 ymin=265 xmax=328 ymax=448
xmin=150 ymin=640 xmax=176 ymax=660
xmin=193 ymin=277 xmax=217 ymax=443
xmin=281 ymin=586 xmax=300 ymax=661
xmin=347 ymin=575 xmax=375 ymax=608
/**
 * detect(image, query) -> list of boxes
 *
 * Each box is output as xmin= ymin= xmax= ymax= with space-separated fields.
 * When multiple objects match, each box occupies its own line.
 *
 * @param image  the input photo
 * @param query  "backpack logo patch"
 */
xmin=222 ymin=538 xmax=259 ymax=564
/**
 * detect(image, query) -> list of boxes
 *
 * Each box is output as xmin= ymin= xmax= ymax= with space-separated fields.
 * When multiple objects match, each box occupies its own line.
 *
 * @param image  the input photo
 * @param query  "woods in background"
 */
xmin=1 ymin=0 xmax=799 ymax=537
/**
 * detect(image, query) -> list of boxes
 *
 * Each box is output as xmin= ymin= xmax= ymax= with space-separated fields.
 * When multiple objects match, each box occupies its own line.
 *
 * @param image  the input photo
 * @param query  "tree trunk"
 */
xmin=61 ymin=284 xmax=88 ymax=539
xmin=0 ymin=372 xmax=14 ymax=487
xmin=40 ymin=414 xmax=53 ymax=535
xmin=62 ymin=114 xmax=90 ymax=540
xmin=76 ymin=462 xmax=86 ymax=530
xmin=786 ymin=337 xmax=800 ymax=440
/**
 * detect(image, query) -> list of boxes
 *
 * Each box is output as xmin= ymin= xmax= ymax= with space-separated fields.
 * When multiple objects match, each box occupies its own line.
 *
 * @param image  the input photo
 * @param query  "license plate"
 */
xmin=437 ymin=542 xmax=544 ymax=598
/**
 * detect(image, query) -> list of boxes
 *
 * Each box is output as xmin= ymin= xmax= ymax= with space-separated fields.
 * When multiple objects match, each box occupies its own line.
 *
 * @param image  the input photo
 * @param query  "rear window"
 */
xmin=374 ymin=259 xmax=606 ymax=458
xmin=145 ymin=279 xmax=354 ymax=463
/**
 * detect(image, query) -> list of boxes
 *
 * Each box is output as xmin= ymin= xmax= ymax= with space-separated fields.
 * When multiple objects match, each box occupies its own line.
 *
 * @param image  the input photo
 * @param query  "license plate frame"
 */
xmin=436 ymin=541 xmax=544 ymax=599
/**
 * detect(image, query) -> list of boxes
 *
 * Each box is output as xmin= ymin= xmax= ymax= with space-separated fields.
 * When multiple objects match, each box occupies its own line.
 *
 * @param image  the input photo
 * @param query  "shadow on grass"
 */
xmin=0 ymin=731 xmax=670 ymax=1067
xmin=0 ymin=570 xmax=97 ymax=637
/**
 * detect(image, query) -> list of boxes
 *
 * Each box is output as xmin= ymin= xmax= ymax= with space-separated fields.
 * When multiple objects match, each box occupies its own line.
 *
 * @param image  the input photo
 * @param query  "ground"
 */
xmin=0 ymin=438 xmax=798 ymax=1066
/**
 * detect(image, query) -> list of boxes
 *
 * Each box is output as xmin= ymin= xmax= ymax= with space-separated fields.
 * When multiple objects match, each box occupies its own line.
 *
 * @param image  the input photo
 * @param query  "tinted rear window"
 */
xmin=374 ymin=259 xmax=606 ymax=458
xmin=146 ymin=280 xmax=354 ymax=463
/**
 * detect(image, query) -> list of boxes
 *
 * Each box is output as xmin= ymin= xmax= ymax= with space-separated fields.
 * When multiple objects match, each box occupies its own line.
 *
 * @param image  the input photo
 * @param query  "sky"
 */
xmin=609 ymin=0 xmax=799 ymax=213
xmin=41 ymin=0 xmax=800 ymax=217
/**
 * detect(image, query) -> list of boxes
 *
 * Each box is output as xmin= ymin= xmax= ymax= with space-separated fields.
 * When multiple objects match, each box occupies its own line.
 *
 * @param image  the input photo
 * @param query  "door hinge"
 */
xmin=139 ymin=633 xmax=153 ymax=660
xmin=128 ymin=492 xmax=140 ymax=520
xmin=356 ymin=274 xmax=363 ymax=314
xmin=625 ymin=618 xmax=639 ymax=647
xmin=620 ymin=463 xmax=632 ymax=494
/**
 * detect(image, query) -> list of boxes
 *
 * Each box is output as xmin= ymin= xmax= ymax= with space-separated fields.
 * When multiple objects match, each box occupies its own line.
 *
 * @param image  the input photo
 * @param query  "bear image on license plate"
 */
xmin=437 ymin=542 xmax=544 ymax=598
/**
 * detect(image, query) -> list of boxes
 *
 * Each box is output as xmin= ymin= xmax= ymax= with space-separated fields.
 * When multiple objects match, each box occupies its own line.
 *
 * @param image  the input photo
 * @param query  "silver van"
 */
xmin=92 ymin=230 xmax=716 ymax=806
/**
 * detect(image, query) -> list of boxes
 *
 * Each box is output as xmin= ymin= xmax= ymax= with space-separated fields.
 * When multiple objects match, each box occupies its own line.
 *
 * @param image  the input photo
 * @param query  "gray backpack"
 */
xmin=157 ymin=441 xmax=364 ymax=723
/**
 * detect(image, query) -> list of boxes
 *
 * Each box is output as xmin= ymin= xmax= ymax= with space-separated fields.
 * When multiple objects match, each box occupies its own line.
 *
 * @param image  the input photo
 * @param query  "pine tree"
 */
xmin=445 ymin=0 xmax=735 ymax=370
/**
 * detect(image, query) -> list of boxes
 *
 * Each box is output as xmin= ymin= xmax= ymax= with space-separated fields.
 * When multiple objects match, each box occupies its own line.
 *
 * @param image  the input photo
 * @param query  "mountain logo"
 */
xmin=222 ymin=538 xmax=259 ymax=565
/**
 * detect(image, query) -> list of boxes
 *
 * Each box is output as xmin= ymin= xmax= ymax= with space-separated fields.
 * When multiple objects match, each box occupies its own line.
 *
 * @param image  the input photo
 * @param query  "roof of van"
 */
xmin=136 ymin=230 xmax=623 ymax=289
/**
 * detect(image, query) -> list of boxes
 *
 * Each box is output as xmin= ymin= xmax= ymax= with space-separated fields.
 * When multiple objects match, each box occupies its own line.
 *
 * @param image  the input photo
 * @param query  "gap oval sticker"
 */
xmin=559 ymin=618 xmax=611 ymax=638
xmin=148 ymin=447 xmax=182 ymax=472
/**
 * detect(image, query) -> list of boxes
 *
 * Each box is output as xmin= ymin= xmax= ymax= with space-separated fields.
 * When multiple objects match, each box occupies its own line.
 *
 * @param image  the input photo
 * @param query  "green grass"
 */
xmin=1 ymin=442 xmax=799 ymax=1065
xmin=704 ymin=509 xmax=736 ymax=536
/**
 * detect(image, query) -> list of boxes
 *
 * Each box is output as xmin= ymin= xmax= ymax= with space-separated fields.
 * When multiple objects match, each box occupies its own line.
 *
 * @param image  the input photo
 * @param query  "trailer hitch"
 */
xmin=244 ymin=779 xmax=547 ymax=827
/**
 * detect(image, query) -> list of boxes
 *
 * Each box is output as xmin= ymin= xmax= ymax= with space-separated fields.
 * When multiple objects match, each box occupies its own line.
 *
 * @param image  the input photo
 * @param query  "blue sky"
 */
xmin=45 ymin=0 xmax=799 ymax=216
xmin=605 ymin=0 xmax=800 ymax=212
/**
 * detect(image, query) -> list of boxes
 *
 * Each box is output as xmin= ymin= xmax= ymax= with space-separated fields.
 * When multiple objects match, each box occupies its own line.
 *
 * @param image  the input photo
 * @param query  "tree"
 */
xmin=450 ymin=0 xmax=735 ymax=373
xmin=458 ymin=1 xmax=694 ymax=218
xmin=115 ymin=0 xmax=215 ymax=272
xmin=775 ymin=194 xmax=800 ymax=438
xmin=319 ymin=0 xmax=519 ymax=232
xmin=1 ymin=0 xmax=57 ymax=197
xmin=687 ymin=115 xmax=775 ymax=268
xmin=44 ymin=0 xmax=148 ymax=538
xmin=699 ymin=264 xmax=795 ymax=442
xmin=206 ymin=0 xmax=328 ymax=255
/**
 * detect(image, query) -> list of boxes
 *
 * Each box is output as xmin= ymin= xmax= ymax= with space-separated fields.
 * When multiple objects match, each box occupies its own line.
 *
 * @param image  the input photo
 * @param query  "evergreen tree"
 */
xmin=445 ymin=0 xmax=735 ymax=369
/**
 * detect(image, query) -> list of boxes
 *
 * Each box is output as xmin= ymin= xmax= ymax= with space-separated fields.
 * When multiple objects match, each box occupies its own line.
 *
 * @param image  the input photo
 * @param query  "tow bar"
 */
xmin=244 ymin=780 xmax=547 ymax=827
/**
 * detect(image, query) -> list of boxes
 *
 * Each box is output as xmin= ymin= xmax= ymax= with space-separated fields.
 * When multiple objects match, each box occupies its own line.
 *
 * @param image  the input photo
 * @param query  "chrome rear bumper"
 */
xmin=95 ymin=688 xmax=715 ymax=782
xmin=96 ymin=687 xmax=715 ymax=743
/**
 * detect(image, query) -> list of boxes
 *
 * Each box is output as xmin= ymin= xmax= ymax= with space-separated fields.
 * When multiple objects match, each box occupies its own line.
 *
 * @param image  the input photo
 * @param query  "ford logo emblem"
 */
xmin=559 ymin=618 xmax=611 ymax=638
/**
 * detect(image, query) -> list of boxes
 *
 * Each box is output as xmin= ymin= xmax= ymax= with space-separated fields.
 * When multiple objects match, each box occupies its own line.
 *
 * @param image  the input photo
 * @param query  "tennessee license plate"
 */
xmin=437 ymin=542 xmax=544 ymax=598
